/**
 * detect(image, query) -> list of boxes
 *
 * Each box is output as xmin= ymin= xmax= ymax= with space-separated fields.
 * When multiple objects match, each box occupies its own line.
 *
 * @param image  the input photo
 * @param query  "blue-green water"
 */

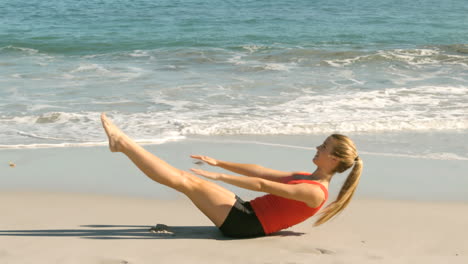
xmin=2 ymin=0 xmax=468 ymax=53
xmin=0 ymin=0 xmax=467 ymax=160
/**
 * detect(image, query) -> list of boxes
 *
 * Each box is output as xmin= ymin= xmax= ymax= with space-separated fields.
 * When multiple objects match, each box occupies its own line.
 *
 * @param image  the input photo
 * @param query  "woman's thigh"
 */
xmin=179 ymin=171 xmax=237 ymax=227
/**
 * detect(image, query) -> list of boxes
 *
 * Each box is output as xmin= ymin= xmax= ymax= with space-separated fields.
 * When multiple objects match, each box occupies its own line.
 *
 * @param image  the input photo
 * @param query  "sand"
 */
xmin=1 ymin=135 xmax=468 ymax=263
xmin=0 ymin=191 xmax=467 ymax=264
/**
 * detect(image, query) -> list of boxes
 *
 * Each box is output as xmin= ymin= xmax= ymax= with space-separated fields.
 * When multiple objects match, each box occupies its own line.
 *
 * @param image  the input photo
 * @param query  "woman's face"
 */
xmin=313 ymin=137 xmax=336 ymax=167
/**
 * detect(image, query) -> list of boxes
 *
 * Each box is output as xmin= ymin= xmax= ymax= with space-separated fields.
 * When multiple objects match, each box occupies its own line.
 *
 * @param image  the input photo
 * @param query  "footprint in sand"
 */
xmin=315 ymin=248 xmax=336 ymax=255
xmin=99 ymin=259 xmax=129 ymax=264
xmin=294 ymin=247 xmax=335 ymax=255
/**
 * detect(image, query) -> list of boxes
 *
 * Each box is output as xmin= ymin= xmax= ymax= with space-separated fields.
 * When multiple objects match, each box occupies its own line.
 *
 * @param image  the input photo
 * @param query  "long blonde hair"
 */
xmin=314 ymin=134 xmax=363 ymax=226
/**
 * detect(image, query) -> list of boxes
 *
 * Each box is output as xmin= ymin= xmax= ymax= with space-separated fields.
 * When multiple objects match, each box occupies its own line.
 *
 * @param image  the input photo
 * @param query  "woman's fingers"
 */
xmin=190 ymin=168 xmax=220 ymax=180
xmin=190 ymin=155 xmax=202 ymax=161
xmin=190 ymin=155 xmax=217 ymax=166
xmin=191 ymin=168 xmax=210 ymax=176
xmin=191 ymin=155 xmax=205 ymax=165
xmin=191 ymin=155 xmax=207 ymax=161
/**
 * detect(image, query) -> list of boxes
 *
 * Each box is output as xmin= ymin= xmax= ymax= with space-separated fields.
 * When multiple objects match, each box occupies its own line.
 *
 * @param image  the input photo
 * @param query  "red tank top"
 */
xmin=250 ymin=177 xmax=328 ymax=235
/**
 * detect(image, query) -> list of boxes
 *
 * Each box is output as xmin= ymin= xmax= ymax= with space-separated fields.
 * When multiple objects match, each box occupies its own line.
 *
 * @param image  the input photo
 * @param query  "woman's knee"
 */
xmin=175 ymin=171 xmax=204 ymax=194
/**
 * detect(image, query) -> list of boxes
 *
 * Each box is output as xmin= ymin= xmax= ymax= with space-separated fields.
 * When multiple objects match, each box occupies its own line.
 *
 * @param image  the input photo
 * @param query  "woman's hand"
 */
xmin=190 ymin=155 xmax=218 ymax=166
xmin=190 ymin=168 xmax=222 ymax=181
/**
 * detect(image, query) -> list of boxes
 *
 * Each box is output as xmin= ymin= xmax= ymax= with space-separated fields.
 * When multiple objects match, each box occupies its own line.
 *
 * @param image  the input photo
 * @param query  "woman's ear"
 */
xmin=329 ymin=155 xmax=340 ymax=166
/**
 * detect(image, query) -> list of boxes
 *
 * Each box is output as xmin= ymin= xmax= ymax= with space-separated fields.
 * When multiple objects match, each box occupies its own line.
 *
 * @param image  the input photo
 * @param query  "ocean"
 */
xmin=1 ymin=0 xmax=467 ymax=160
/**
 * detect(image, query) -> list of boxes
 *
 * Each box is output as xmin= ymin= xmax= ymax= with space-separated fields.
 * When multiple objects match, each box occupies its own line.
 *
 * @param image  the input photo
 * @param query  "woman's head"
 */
xmin=313 ymin=134 xmax=358 ymax=173
xmin=329 ymin=134 xmax=359 ymax=173
xmin=314 ymin=134 xmax=363 ymax=226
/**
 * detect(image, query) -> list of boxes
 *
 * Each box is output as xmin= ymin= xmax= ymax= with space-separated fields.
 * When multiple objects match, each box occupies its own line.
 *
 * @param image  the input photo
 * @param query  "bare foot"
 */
xmin=101 ymin=113 xmax=127 ymax=152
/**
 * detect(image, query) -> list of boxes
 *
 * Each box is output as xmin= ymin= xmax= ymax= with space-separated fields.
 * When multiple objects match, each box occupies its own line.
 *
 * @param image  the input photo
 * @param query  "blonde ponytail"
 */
xmin=314 ymin=134 xmax=363 ymax=226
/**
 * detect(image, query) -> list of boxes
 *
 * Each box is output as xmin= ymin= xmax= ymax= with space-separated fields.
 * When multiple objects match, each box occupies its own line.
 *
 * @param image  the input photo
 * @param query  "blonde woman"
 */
xmin=101 ymin=113 xmax=363 ymax=238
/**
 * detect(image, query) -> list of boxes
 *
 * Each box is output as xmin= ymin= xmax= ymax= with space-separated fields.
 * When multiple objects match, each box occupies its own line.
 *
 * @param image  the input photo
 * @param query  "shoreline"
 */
xmin=2 ymin=135 xmax=468 ymax=202
xmin=2 ymin=131 xmax=468 ymax=159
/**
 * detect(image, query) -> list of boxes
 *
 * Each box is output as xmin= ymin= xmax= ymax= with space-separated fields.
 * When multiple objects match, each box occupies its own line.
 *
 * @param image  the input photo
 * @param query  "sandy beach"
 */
xmin=2 ymin=0 xmax=467 ymax=262
xmin=1 ymin=137 xmax=468 ymax=263
xmin=0 ymin=192 xmax=467 ymax=264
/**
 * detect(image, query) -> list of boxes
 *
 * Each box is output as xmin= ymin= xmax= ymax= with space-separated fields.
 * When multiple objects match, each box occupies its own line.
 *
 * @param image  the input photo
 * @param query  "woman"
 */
xmin=101 ymin=113 xmax=363 ymax=238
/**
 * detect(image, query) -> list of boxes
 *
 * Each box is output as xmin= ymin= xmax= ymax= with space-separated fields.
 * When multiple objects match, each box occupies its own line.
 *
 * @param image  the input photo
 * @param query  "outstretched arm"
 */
xmin=190 ymin=168 xmax=324 ymax=208
xmin=191 ymin=155 xmax=294 ymax=182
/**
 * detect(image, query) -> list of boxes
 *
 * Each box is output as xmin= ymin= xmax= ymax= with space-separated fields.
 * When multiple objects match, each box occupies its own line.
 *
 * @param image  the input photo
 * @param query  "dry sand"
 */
xmin=0 ymin=191 xmax=467 ymax=264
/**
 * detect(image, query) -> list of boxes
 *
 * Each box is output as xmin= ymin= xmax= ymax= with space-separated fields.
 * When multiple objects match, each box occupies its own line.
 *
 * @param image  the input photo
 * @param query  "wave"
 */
xmin=440 ymin=44 xmax=468 ymax=54
xmin=323 ymin=46 xmax=468 ymax=68
xmin=2 ymin=84 xmax=467 ymax=140
xmin=0 ymin=45 xmax=40 ymax=55
xmin=223 ymin=44 xmax=468 ymax=69
xmin=71 ymin=63 xmax=111 ymax=74
xmin=1 ymin=112 xmax=466 ymax=151
xmin=175 ymin=119 xmax=468 ymax=135
xmin=2 ymin=44 xmax=467 ymax=71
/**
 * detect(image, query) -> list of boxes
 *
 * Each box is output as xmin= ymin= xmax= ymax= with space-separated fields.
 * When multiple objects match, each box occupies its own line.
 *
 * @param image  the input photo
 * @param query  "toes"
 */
xmin=100 ymin=113 xmax=107 ymax=123
xmin=101 ymin=114 xmax=114 ymax=130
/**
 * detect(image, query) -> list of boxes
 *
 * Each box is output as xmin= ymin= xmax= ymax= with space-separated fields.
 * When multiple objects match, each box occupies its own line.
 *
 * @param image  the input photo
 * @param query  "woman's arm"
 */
xmin=190 ymin=168 xmax=324 ymax=208
xmin=191 ymin=155 xmax=294 ymax=182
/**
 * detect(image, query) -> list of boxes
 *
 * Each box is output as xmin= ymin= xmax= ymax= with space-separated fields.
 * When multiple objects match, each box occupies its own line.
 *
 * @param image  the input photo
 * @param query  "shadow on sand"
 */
xmin=0 ymin=224 xmax=305 ymax=240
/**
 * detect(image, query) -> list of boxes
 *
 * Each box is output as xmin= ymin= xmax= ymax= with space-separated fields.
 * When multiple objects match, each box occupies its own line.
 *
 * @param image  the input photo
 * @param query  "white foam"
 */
xmin=0 ymin=142 xmax=107 ymax=149
xmin=17 ymin=131 xmax=80 ymax=142
xmin=1 ymin=45 xmax=39 ymax=55
xmin=71 ymin=63 xmax=111 ymax=73
xmin=0 ymin=135 xmax=186 ymax=150
xmin=122 ymin=83 xmax=468 ymax=135
xmin=188 ymin=138 xmax=468 ymax=161
xmin=82 ymin=53 xmax=106 ymax=59
xmin=2 ymin=112 xmax=99 ymax=130
xmin=67 ymin=63 xmax=144 ymax=81
xmin=263 ymin=63 xmax=293 ymax=71
xmin=242 ymin=45 xmax=264 ymax=53
xmin=359 ymin=151 xmax=468 ymax=161
xmin=61 ymin=73 xmax=75 ymax=79
xmin=378 ymin=49 xmax=441 ymax=66
xmin=324 ymin=55 xmax=365 ymax=67
xmin=174 ymin=119 xmax=468 ymax=135
xmin=27 ymin=104 xmax=66 ymax=112
xmin=2 ymin=82 xmax=467 ymax=141
xmin=425 ymin=152 xmax=468 ymax=161
xmin=129 ymin=50 xmax=153 ymax=58
xmin=323 ymin=47 xmax=468 ymax=67
xmin=10 ymin=115 xmax=38 ymax=124
xmin=227 ymin=55 xmax=246 ymax=65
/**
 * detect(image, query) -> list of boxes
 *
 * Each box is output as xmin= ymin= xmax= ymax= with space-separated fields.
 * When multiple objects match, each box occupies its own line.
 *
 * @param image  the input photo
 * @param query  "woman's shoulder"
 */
xmin=278 ymin=172 xmax=311 ymax=183
xmin=287 ymin=173 xmax=329 ymax=197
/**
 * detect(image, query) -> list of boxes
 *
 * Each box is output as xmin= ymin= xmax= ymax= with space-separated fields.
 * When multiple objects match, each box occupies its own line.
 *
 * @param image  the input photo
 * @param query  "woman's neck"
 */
xmin=310 ymin=168 xmax=333 ymax=184
xmin=291 ymin=168 xmax=333 ymax=185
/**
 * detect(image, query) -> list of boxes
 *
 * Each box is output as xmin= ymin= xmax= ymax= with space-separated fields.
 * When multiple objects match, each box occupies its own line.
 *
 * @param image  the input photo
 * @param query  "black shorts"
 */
xmin=219 ymin=196 xmax=265 ymax=238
